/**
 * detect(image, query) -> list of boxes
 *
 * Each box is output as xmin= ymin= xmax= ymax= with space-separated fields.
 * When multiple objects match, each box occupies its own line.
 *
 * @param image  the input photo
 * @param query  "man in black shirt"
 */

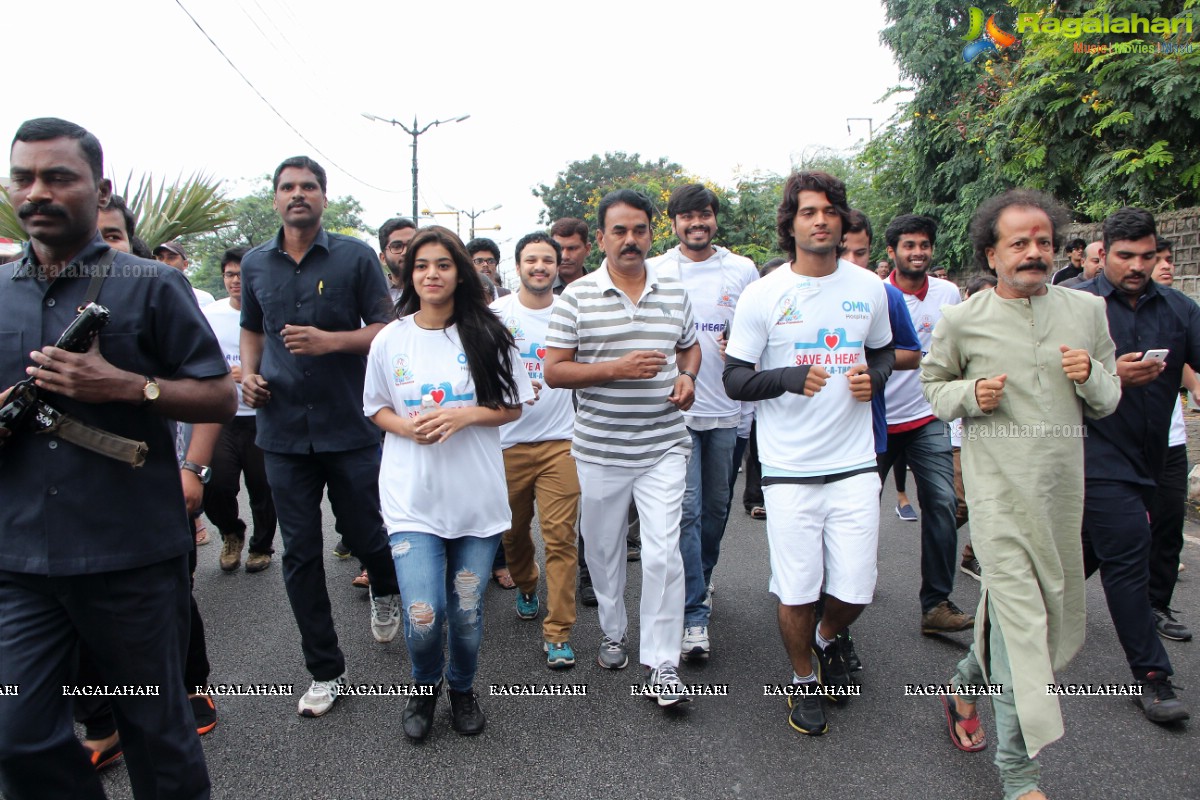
xmin=239 ymin=156 xmax=401 ymax=718
xmin=0 ymin=117 xmax=234 ymax=800
xmin=1078 ymin=207 xmax=1195 ymax=725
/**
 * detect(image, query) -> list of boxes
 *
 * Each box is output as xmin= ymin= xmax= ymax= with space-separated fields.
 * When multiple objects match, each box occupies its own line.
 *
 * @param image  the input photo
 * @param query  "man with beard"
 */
xmin=545 ymin=189 xmax=701 ymax=707
xmin=724 ymin=172 xmax=894 ymax=735
xmin=876 ymin=214 xmax=972 ymax=635
xmin=239 ymin=156 xmax=402 ymax=718
xmin=379 ymin=217 xmax=418 ymax=304
xmin=922 ymin=189 xmax=1120 ymax=800
xmin=1060 ymin=241 xmax=1103 ymax=288
xmin=1077 ymin=207 xmax=1195 ymax=724
xmin=0 ymin=116 xmax=235 ymax=799
xmin=492 ymin=233 xmax=581 ymax=668
xmin=646 ymin=184 xmax=758 ymax=661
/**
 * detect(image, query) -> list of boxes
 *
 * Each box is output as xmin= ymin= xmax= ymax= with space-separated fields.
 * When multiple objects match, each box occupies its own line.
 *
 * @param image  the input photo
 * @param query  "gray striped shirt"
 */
xmin=547 ymin=262 xmax=697 ymax=467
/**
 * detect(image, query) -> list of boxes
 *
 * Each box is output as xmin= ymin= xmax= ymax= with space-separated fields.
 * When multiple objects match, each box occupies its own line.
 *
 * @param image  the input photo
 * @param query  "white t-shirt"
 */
xmin=884 ymin=276 xmax=961 ymax=425
xmin=1169 ymin=397 xmax=1187 ymax=447
xmin=192 ymin=286 xmax=215 ymax=308
xmin=491 ymin=293 xmax=575 ymax=448
xmin=363 ymin=318 xmax=534 ymax=538
xmin=726 ymin=260 xmax=892 ymax=475
xmin=648 ymin=245 xmax=759 ymax=428
xmin=201 ymin=297 xmax=251 ymax=415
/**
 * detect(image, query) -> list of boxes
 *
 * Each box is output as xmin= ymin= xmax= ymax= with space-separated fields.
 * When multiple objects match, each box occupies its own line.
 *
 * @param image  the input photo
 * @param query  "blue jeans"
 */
xmin=876 ymin=420 xmax=959 ymax=613
xmin=388 ymin=532 xmax=501 ymax=693
xmin=681 ymin=427 xmax=737 ymax=626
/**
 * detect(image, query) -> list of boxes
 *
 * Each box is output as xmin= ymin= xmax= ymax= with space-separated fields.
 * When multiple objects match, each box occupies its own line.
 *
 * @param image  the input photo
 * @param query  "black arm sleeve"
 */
xmin=722 ymin=356 xmax=811 ymax=402
xmin=865 ymin=344 xmax=896 ymax=396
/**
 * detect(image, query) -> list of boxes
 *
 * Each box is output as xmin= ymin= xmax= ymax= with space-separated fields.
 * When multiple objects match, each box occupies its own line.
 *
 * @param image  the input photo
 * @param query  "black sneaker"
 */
xmin=812 ymin=639 xmax=855 ymax=705
xmin=1153 ymin=607 xmax=1194 ymax=642
xmin=402 ymin=682 xmax=441 ymax=741
xmin=1134 ymin=671 xmax=1190 ymax=724
xmin=960 ymin=554 xmax=981 ymax=581
xmin=787 ymin=685 xmax=828 ymax=735
xmin=448 ymin=688 xmax=486 ymax=735
xmin=579 ymin=581 xmax=598 ymax=607
xmin=838 ymin=629 xmax=863 ymax=672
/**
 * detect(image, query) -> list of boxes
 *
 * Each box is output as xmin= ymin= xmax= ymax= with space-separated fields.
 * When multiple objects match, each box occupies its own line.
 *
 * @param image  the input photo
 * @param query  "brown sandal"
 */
xmin=749 ymin=506 xmax=767 ymax=520
xmin=492 ymin=568 xmax=516 ymax=590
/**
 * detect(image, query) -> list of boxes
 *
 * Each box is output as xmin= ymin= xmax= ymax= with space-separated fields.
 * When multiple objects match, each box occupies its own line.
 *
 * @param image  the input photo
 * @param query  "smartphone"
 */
xmin=721 ymin=320 xmax=731 ymax=340
xmin=1141 ymin=349 xmax=1169 ymax=363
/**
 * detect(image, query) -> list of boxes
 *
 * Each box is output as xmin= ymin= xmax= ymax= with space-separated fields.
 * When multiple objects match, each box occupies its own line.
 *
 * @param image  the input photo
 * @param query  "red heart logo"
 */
xmin=536 ymin=347 xmax=546 ymax=359
xmin=430 ymin=389 xmax=445 ymax=404
xmin=824 ymin=332 xmax=840 ymax=349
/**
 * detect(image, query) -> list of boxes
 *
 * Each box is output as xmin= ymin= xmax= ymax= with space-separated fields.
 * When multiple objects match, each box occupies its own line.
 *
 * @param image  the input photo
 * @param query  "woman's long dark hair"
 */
xmin=397 ymin=226 xmax=520 ymax=409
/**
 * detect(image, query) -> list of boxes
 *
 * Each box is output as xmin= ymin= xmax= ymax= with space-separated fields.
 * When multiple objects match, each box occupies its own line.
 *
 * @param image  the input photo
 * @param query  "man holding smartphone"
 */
xmin=1077 ymin=206 xmax=1196 ymax=725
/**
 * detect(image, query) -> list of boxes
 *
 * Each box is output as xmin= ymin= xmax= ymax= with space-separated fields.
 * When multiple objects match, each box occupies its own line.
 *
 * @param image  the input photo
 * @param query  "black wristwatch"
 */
xmin=181 ymin=461 xmax=212 ymax=484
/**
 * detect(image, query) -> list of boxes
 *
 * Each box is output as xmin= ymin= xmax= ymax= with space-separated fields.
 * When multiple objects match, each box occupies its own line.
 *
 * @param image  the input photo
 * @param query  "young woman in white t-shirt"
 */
xmin=363 ymin=226 xmax=533 ymax=741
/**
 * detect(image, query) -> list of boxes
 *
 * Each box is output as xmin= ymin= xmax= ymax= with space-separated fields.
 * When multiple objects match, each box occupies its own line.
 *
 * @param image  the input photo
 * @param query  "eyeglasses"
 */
xmin=222 ymin=271 xmax=241 ymax=279
xmin=472 ymin=257 xmax=498 ymax=268
xmin=385 ymin=242 xmax=409 ymax=254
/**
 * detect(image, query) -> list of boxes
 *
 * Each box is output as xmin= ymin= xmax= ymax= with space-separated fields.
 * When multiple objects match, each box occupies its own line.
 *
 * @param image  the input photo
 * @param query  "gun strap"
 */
xmin=80 ymin=249 xmax=117 ymax=309
xmin=31 ymin=402 xmax=148 ymax=467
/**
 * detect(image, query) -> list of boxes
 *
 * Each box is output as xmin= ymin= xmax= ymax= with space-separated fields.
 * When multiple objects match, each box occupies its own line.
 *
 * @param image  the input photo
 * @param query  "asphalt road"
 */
xmin=98 ymin=476 xmax=1198 ymax=800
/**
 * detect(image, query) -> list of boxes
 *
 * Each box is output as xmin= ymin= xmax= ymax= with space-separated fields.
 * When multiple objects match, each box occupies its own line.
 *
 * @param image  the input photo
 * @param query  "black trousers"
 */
xmin=264 ymin=446 xmax=399 ymax=681
xmin=1083 ymin=480 xmax=1173 ymax=678
xmin=0 ymin=556 xmax=210 ymax=800
xmin=1148 ymin=444 xmax=1187 ymax=610
xmin=75 ymin=542 xmax=211 ymax=741
xmin=741 ymin=421 xmax=764 ymax=511
xmin=204 ymin=416 xmax=277 ymax=554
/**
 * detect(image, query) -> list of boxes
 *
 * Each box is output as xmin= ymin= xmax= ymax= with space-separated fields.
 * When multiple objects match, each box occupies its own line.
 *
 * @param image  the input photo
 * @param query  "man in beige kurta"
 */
xmin=921 ymin=190 xmax=1120 ymax=800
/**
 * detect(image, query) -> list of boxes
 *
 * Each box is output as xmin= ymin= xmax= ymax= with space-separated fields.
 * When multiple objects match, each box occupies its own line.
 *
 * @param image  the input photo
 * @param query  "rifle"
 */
xmin=0 ymin=302 xmax=148 ymax=467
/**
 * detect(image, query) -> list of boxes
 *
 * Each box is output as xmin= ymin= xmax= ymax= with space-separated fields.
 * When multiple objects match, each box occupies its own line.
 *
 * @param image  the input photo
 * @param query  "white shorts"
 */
xmin=763 ymin=471 xmax=881 ymax=605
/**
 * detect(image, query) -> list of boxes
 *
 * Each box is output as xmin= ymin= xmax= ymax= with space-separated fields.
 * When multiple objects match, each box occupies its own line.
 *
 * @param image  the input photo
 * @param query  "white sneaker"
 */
xmin=681 ymin=625 xmax=711 ymax=660
xmin=370 ymin=592 xmax=402 ymax=643
xmin=644 ymin=663 xmax=691 ymax=708
xmin=298 ymin=674 xmax=347 ymax=717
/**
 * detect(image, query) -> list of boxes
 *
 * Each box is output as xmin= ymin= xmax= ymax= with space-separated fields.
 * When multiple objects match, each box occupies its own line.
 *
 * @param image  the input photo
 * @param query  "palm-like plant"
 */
xmin=0 ymin=172 xmax=232 ymax=246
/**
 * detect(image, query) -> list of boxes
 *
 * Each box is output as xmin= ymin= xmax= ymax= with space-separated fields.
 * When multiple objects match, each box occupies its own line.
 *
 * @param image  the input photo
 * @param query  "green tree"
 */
xmin=534 ymin=152 xmax=685 ymax=226
xmin=870 ymin=0 xmax=1200 ymax=271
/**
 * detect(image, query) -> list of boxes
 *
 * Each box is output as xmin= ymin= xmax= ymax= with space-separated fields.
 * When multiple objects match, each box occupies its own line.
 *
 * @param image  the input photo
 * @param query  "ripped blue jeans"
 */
xmin=388 ymin=532 xmax=501 ymax=692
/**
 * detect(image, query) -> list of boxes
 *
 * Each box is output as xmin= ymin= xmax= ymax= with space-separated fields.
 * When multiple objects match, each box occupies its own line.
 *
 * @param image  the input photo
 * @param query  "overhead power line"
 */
xmin=173 ymin=0 xmax=402 ymax=194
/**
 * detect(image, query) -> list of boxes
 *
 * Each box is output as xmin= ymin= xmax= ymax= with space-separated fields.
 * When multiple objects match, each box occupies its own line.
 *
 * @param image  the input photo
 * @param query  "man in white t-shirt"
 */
xmin=877 ymin=215 xmax=973 ymax=635
xmin=492 ymin=233 xmax=582 ymax=669
xmin=648 ymin=184 xmax=758 ymax=661
xmin=201 ymin=247 xmax=278 ymax=574
xmin=724 ymin=171 xmax=894 ymax=736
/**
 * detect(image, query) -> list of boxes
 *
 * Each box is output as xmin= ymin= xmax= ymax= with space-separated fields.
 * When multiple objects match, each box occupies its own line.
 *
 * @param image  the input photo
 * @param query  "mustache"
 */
xmin=1016 ymin=259 xmax=1049 ymax=271
xmin=18 ymin=202 xmax=66 ymax=219
xmin=621 ymin=246 xmax=642 ymax=256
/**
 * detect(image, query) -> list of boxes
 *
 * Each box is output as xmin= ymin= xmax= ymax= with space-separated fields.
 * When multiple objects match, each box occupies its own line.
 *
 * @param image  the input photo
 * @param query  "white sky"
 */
xmin=4 ymin=0 xmax=906 ymax=278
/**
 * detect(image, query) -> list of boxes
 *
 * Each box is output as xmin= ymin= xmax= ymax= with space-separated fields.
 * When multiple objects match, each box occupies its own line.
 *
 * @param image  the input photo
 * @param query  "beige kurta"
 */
xmin=921 ymin=285 xmax=1121 ymax=757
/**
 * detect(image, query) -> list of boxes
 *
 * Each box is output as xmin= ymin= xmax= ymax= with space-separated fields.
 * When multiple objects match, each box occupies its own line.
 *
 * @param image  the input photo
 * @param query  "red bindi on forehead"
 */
xmin=1031 ymin=225 xmax=1041 ymax=236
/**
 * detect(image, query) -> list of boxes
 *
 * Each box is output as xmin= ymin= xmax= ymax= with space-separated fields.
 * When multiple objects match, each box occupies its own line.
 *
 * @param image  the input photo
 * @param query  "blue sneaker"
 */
xmin=516 ymin=591 xmax=540 ymax=620
xmin=544 ymin=640 xmax=576 ymax=669
xmin=896 ymin=503 xmax=918 ymax=522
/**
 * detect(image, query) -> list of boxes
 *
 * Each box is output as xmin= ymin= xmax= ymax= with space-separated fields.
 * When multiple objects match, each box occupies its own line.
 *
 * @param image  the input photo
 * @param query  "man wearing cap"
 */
xmin=155 ymin=240 xmax=215 ymax=307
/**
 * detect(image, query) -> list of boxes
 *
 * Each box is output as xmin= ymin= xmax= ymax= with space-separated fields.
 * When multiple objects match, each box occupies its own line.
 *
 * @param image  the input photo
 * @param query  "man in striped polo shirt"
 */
xmin=545 ymin=189 xmax=702 ymax=708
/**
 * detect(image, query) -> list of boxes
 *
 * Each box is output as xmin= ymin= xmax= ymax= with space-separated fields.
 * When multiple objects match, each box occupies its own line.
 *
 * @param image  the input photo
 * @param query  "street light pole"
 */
xmin=362 ymin=112 xmax=470 ymax=221
xmin=448 ymin=204 xmax=502 ymax=241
